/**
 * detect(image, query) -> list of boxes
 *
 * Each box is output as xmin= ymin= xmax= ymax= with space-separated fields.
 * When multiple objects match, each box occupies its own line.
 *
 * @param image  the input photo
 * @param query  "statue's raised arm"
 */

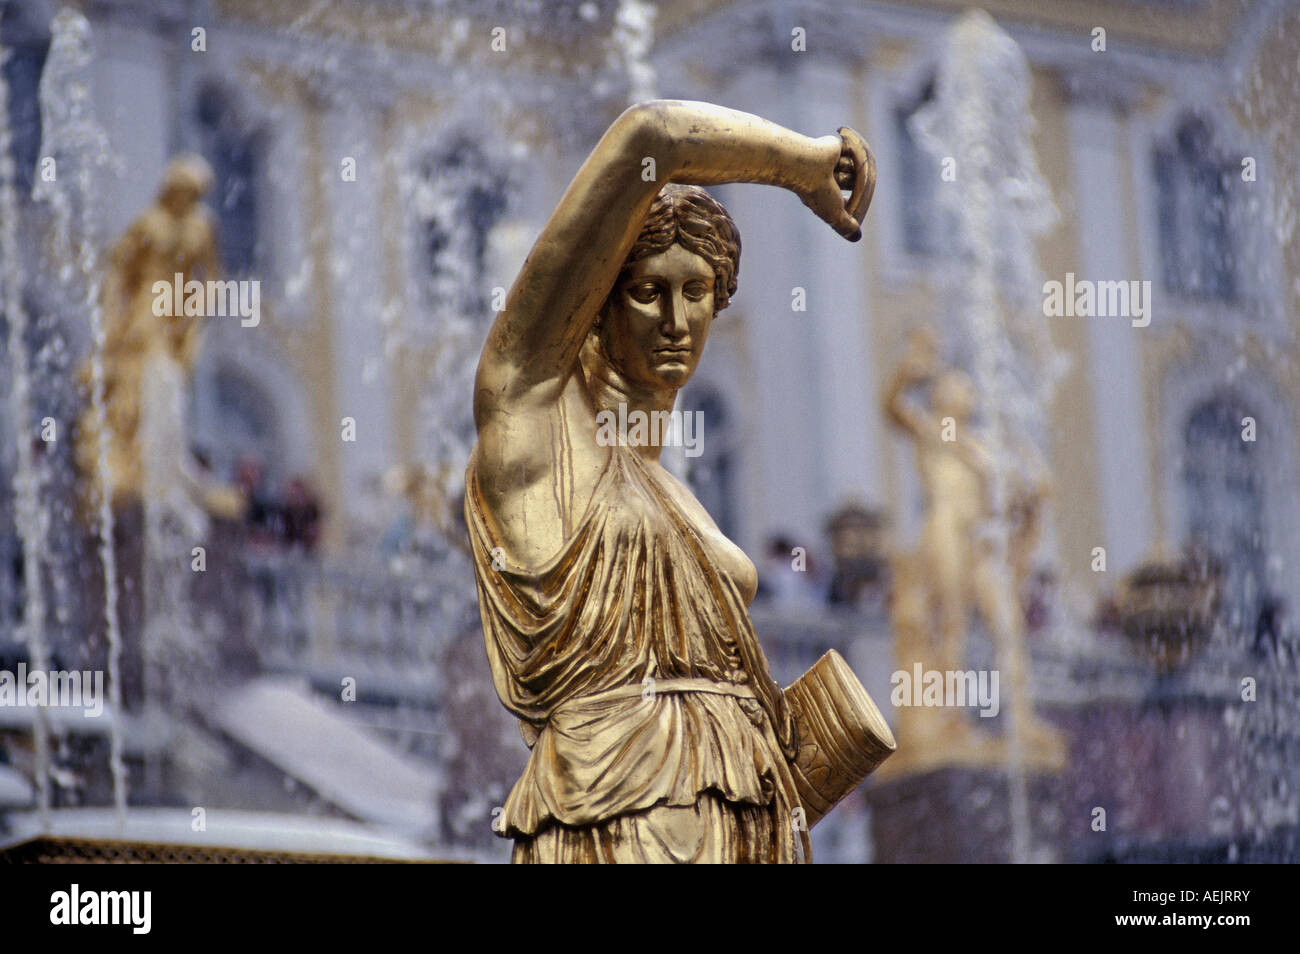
xmin=474 ymin=100 xmax=872 ymax=418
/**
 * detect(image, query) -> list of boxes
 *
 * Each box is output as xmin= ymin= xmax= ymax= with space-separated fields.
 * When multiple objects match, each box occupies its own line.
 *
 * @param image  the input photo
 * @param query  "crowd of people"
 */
xmin=231 ymin=456 xmax=323 ymax=551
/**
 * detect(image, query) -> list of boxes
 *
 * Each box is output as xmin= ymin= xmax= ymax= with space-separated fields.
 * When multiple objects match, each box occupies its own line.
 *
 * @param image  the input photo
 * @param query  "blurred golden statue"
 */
xmin=883 ymin=326 xmax=1064 ymax=774
xmin=74 ymin=154 xmax=241 ymax=521
xmin=383 ymin=461 xmax=468 ymax=556
xmin=465 ymin=100 xmax=893 ymax=864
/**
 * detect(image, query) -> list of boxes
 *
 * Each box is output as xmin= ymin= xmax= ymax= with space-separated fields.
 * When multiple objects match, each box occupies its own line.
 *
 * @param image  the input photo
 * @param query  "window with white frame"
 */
xmin=893 ymin=76 xmax=951 ymax=258
xmin=194 ymin=83 xmax=265 ymax=278
xmin=1153 ymin=116 xmax=1237 ymax=301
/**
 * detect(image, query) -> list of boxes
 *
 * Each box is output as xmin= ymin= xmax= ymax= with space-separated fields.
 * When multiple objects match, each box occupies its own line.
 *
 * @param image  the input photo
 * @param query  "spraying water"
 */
xmin=139 ymin=334 xmax=213 ymax=729
xmin=0 ymin=20 xmax=54 ymax=829
xmin=911 ymin=10 xmax=1062 ymax=863
xmin=34 ymin=7 xmax=128 ymax=827
xmin=612 ymin=0 xmax=657 ymax=105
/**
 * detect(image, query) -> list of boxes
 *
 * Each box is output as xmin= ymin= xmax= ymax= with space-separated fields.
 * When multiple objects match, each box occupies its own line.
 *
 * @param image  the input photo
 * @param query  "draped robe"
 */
xmin=465 ymin=442 xmax=811 ymax=863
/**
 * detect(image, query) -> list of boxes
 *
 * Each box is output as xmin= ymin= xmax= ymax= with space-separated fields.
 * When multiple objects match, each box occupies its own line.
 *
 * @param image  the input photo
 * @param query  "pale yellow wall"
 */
xmin=216 ymin=0 xmax=610 ymax=78
xmin=218 ymin=0 xmax=1293 ymax=572
xmin=896 ymin=0 xmax=1243 ymax=56
xmin=297 ymin=89 xmax=347 ymax=550
xmin=1031 ymin=64 xmax=1106 ymax=597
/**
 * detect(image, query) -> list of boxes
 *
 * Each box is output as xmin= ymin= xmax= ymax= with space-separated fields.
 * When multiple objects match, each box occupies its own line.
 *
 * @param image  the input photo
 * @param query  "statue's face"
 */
xmin=599 ymin=243 xmax=715 ymax=392
xmin=162 ymin=183 xmax=200 ymax=214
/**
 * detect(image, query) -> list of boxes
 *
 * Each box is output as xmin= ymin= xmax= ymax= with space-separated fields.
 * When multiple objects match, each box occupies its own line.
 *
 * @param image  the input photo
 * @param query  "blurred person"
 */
xmin=1255 ymin=597 xmax=1291 ymax=665
xmin=824 ymin=503 xmax=889 ymax=608
xmin=234 ymin=455 xmax=278 ymax=548
xmin=758 ymin=534 xmax=829 ymax=608
xmin=281 ymin=476 xmax=322 ymax=551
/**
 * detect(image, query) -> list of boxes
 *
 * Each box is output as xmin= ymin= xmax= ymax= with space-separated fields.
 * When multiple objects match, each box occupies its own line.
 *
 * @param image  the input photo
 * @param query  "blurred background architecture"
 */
xmin=0 ymin=0 xmax=1297 ymax=862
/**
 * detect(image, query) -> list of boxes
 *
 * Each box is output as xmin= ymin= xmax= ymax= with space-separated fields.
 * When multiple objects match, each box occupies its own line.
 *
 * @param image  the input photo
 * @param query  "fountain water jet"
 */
xmin=0 ymin=20 xmax=54 ymax=830
xmin=910 ymin=9 xmax=1064 ymax=863
xmin=33 ymin=7 xmax=128 ymax=827
xmin=612 ymin=0 xmax=657 ymax=105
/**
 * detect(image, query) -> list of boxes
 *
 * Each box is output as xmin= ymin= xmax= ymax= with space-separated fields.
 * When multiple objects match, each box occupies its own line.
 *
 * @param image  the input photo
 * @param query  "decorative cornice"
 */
xmin=1058 ymin=63 xmax=1148 ymax=113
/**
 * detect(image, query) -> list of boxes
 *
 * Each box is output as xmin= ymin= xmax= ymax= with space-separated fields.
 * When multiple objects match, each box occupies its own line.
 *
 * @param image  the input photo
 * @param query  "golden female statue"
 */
xmin=465 ymin=100 xmax=891 ymax=864
xmin=75 ymin=154 xmax=236 ymax=518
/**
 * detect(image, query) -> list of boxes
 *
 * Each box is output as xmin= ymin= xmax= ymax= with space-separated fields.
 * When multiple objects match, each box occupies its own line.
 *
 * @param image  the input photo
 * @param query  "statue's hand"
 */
xmin=798 ymin=129 xmax=875 ymax=242
xmin=899 ymin=350 xmax=937 ymax=384
xmin=902 ymin=325 xmax=941 ymax=380
xmin=837 ymin=126 xmax=876 ymax=233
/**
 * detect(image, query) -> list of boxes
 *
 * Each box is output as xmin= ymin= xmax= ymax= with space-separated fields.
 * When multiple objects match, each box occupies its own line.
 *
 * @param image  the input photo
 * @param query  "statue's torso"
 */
xmin=132 ymin=208 xmax=215 ymax=281
xmin=466 ymin=407 xmax=792 ymax=837
xmin=476 ymin=374 xmax=757 ymax=603
xmin=919 ymin=435 xmax=990 ymax=528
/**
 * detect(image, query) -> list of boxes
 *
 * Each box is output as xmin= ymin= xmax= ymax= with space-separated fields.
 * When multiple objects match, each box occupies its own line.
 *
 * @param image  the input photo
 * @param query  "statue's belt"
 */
xmin=551 ymin=677 xmax=758 ymax=715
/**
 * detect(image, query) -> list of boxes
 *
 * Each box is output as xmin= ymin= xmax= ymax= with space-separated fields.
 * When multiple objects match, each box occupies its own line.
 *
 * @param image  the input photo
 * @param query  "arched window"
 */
xmin=894 ymin=76 xmax=949 ymax=257
xmin=1182 ymin=395 xmax=1266 ymax=626
xmin=1154 ymin=117 xmax=1236 ymax=300
xmin=194 ymin=83 xmax=263 ymax=276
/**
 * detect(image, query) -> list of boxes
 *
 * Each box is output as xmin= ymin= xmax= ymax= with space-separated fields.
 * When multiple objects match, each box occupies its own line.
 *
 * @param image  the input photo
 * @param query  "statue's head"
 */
xmin=159 ymin=154 xmax=214 ymax=212
xmin=587 ymin=184 xmax=740 ymax=393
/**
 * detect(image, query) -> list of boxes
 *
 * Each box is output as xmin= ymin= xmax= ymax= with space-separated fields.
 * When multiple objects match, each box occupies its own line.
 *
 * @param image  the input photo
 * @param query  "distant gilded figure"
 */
xmin=883 ymin=326 xmax=1064 ymax=770
xmin=73 ymin=154 xmax=243 ymax=707
xmin=465 ymin=100 xmax=891 ymax=864
xmin=75 ymin=154 xmax=238 ymax=522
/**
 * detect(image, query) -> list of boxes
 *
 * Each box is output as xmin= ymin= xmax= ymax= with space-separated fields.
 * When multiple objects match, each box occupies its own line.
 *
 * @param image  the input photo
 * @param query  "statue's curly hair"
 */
xmin=619 ymin=183 xmax=742 ymax=311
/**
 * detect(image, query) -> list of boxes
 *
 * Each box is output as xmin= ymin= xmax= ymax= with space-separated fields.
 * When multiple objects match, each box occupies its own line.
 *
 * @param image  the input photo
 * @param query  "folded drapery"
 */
xmin=466 ymin=444 xmax=809 ymax=862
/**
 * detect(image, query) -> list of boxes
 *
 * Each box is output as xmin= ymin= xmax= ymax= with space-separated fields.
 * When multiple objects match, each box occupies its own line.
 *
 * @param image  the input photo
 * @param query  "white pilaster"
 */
xmin=320 ymin=87 xmax=396 ymax=527
xmin=1064 ymin=79 xmax=1153 ymax=574
xmin=794 ymin=59 xmax=882 ymax=510
xmin=713 ymin=66 xmax=827 ymax=553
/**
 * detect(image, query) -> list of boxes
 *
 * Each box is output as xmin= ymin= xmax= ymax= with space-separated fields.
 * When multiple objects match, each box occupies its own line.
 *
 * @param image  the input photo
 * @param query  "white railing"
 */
xmin=238 ymin=547 xmax=478 ymax=700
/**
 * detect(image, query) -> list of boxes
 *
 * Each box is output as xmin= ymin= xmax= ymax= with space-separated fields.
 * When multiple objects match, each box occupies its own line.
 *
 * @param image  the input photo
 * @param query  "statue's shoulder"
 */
xmin=128 ymin=206 xmax=170 ymax=240
xmin=192 ymin=205 xmax=218 ymax=233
